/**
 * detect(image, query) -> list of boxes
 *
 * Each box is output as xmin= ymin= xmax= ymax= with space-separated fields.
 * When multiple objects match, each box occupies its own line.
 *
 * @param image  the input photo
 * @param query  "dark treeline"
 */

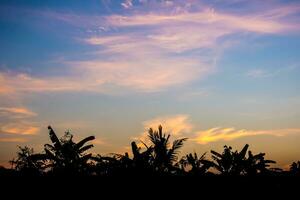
xmin=1 ymin=125 xmax=299 ymax=178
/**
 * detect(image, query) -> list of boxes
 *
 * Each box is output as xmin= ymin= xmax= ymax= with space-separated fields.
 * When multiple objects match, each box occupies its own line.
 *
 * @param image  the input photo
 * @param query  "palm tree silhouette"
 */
xmin=147 ymin=125 xmax=187 ymax=174
xmin=93 ymin=125 xmax=187 ymax=176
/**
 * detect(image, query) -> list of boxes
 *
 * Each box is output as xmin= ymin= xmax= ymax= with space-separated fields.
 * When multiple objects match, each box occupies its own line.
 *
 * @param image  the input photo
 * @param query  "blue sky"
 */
xmin=1 ymin=0 xmax=300 ymax=168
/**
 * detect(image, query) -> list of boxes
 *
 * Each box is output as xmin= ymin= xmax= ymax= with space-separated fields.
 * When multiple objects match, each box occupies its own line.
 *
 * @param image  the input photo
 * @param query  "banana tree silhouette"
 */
xmin=91 ymin=154 xmax=124 ymax=176
xmin=91 ymin=141 xmax=154 ymax=176
xmin=244 ymin=151 xmax=277 ymax=175
xmin=209 ymin=144 xmax=249 ymax=175
xmin=179 ymin=152 xmax=213 ymax=176
xmin=147 ymin=125 xmax=187 ymax=174
xmin=31 ymin=126 xmax=95 ymax=175
xmin=210 ymin=144 xmax=277 ymax=175
xmin=129 ymin=141 xmax=154 ymax=173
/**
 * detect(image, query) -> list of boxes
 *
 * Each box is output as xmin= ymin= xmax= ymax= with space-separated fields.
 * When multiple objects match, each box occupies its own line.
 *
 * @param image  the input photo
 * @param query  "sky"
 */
xmin=0 ymin=0 xmax=300 ymax=169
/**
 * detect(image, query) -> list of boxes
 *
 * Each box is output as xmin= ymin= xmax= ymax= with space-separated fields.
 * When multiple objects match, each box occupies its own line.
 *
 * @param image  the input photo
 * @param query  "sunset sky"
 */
xmin=1 ymin=0 xmax=300 ymax=168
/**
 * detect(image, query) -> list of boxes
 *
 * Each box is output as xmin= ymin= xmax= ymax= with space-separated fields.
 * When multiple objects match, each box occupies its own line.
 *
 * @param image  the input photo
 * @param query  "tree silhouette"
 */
xmin=92 ymin=126 xmax=186 ymax=176
xmin=179 ymin=152 xmax=213 ymax=176
xmin=4 ymin=124 xmax=300 ymax=182
xmin=126 ymin=141 xmax=154 ymax=175
xmin=209 ymin=144 xmax=276 ymax=176
xmin=290 ymin=161 xmax=300 ymax=176
xmin=209 ymin=145 xmax=247 ymax=175
xmin=10 ymin=146 xmax=45 ymax=176
xmin=147 ymin=125 xmax=187 ymax=175
xmin=30 ymin=126 xmax=95 ymax=175
xmin=245 ymin=151 xmax=278 ymax=175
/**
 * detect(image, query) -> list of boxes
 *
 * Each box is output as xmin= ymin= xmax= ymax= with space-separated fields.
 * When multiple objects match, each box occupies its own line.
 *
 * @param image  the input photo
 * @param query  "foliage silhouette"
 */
xmin=10 ymin=146 xmax=45 ymax=176
xmin=28 ymin=126 xmax=95 ymax=175
xmin=2 ymin=125 xmax=299 ymax=180
xmin=290 ymin=161 xmax=300 ymax=176
xmin=179 ymin=152 xmax=213 ymax=176
xmin=209 ymin=144 xmax=277 ymax=175
xmin=90 ymin=126 xmax=187 ymax=176
xmin=147 ymin=125 xmax=187 ymax=174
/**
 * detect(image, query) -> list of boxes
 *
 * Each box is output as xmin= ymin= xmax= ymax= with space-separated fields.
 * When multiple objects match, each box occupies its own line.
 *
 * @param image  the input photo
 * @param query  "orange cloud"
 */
xmin=0 ymin=137 xmax=27 ymax=143
xmin=93 ymin=138 xmax=106 ymax=145
xmin=193 ymin=127 xmax=300 ymax=144
xmin=0 ymin=107 xmax=37 ymax=117
xmin=133 ymin=115 xmax=193 ymax=145
xmin=1 ymin=123 xmax=39 ymax=135
xmin=142 ymin=115 xmax=193 ymax=136
xmin=133 ymin=114 xmax=300 ymax=146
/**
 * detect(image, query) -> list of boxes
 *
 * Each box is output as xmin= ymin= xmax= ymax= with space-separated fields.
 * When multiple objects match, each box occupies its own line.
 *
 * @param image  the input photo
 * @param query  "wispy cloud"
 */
xmin=0 ymin=106 xmax=39 ymax=138
xmin=133 ymin=114 xmax=193 ymax=145
xmin=1 ymin=123 xmax=39 ymax=135
xmin=1 ymin=1 xmax=299 ymax=95
xmin=193 ymin=127 xmax=300 ymax=144
xmin=0 ymin=137 xmax=28 ymax=143
xmin=93 ymin=138 xmax=106 ymax=145
xmin=134 ymin=114 xmax=300 ymax=145
xmin=246 ymin=69 xmax=273 ymax=78
xmin=143 ymin=114 xmax=193 ymax=136
xmin=105 ymin=9 xmax=290 ymax=33
xmin=121 ymin=0 xmax=133 ymax=9
xmin=0 ymin=107 xmax=37 ymax=118
xmin=246 ymin=63 xmax=300 ymax=79
xmin=0 ymin=55 xmax=210 ymax=93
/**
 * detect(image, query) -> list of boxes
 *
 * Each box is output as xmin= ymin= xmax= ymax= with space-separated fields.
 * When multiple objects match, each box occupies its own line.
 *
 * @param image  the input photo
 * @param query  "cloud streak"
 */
xmin=0 ymin=107 xmax=39 ymax=137
xmin=1 ymin=123 xmax=39 ymax=135
xmin=134 ymin=115 xmax=300 ymax=145
xmin=142 ymin=114 xmax=193 ymax=136
xmin=0 ymin=107 xmax=37 ymax=118
xmin=193 ymin=127 xmax=300 ymax=144
xmin=2 ymin=1 xmax=299 ymax=94
xmin=0 ymin=137 xmax=27 ymax=143
xmin=105 ymin=9 xmax=290 ymax=33
xmin=0 ymin=55 xmax=210 ymax=93
xmin=133 ymin=115 xmax=193 ymax=145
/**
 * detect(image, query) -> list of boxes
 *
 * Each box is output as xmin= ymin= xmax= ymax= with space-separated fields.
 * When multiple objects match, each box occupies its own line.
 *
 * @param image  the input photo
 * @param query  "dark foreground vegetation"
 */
xmin=0 ymin=125 xmax=299 ymax=193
